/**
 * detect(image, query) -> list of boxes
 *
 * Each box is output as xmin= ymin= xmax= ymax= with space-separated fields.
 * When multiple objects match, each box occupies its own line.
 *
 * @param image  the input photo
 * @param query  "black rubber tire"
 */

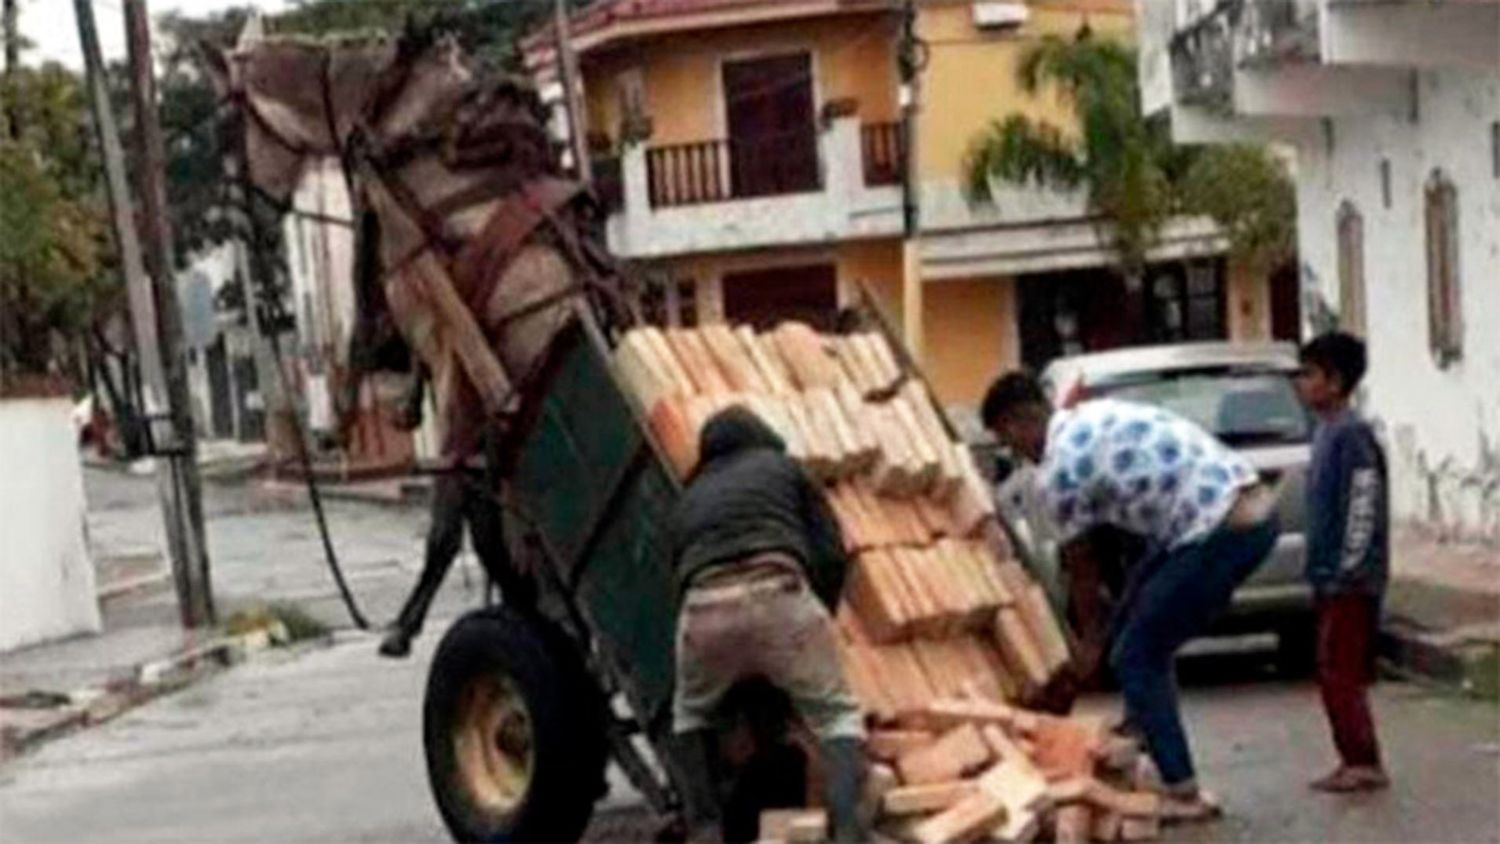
xmin=424 ymin=607 xmax=608 ymax=843
xmin=1276 ymin=616 xmax=1319 ymax=678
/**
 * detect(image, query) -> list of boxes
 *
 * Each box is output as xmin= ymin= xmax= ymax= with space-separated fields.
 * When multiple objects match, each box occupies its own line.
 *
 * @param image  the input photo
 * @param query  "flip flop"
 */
xmin=1160 ymin=789 xmax=1224 ymax=823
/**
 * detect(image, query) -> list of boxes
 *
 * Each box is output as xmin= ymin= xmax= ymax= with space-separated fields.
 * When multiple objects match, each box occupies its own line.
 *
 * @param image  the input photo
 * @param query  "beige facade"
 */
xmin=531 ymin=0 xmax=1280 ymax=410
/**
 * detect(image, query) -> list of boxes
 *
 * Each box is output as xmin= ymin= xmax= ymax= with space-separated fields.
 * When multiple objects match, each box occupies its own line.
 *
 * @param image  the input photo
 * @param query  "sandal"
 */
xmin=1159 ymin=788 xmax=1223 ymax=823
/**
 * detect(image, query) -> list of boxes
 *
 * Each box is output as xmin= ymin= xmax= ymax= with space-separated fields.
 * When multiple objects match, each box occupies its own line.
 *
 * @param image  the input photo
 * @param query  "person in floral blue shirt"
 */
xmin=983 ymin=372 xmax=1281 ymax=822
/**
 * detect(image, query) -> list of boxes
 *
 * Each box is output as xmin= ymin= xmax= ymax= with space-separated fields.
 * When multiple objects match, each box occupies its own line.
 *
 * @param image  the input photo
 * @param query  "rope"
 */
xmin=262 ymin=319 xmax=372 ymax=631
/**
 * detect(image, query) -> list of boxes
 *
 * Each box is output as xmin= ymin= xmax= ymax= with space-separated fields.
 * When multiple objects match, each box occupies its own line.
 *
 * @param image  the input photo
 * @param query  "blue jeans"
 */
xmin=1109 ymin=516 xmax=1280 ymax=786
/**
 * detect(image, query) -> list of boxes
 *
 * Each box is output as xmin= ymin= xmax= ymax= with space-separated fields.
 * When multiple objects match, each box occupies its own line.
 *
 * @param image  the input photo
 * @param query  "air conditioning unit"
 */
xmin=972 ymin=1 xmax=1030 ymax=30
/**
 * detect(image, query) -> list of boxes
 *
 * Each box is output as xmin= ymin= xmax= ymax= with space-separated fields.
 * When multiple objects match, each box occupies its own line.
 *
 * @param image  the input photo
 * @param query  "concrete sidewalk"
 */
xmin=1 ymin=466 xmax=483 ymax=759
xmin=1383 ymin=527 xmax=1500 ymax=696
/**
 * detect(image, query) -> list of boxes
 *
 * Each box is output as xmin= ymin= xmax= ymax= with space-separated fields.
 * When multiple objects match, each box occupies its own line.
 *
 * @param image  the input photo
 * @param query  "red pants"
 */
xmin=1316 ymin=592 xmax=1383 ymax=767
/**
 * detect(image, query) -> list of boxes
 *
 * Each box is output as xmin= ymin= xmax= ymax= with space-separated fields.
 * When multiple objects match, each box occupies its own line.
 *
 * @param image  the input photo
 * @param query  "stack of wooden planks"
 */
xmin=612 ymin=322 xmax=1072 ymax=711
xmin=615 ymin=322 xmax=1168 ymax=844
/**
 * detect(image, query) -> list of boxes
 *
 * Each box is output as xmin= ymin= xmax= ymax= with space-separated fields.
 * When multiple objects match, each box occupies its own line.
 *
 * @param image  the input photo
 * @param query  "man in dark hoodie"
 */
xmin=668 ymin=407 xmax=866 ymax=843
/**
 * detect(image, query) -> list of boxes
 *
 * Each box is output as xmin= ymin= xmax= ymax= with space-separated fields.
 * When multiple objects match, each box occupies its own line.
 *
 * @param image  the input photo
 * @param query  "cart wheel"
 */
xmin=424 ymin=608 xmax=607 ymax=843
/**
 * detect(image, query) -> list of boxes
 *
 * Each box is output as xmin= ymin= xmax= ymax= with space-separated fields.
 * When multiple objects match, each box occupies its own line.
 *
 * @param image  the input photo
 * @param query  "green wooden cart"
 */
xmin=420 ymin=299 xmax=982 ymax=843
xmin=420 ymin=313 xmax=691 ymax=843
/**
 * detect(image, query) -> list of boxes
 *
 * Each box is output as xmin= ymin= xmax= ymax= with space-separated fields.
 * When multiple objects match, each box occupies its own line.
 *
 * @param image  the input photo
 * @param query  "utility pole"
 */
xmin=3 ymin=0 xmax=17 ymax=74
xmin=76 ymin=0 xmax=215 ymax=627
xmin=553 ymin=0 xmax=591 ymax=182
xmin=123 ymin=0 xmax=214 ymax=627
xmin=897 ymin=0 xmax=925 ymax=360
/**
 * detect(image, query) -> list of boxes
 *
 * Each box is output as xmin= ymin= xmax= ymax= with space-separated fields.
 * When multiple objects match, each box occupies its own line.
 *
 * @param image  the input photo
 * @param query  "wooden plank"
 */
xmin=1020 ymin=582 xmax=1074 ymax=678
xmin=1093 ymin=811 xmax=1124 ymax=842
xmin=869 ymin=730 xmax=936 ymax=762
xmin=994 ymin=608 xmax=1051 ymax=692
xmin=1047 ymin=776 xmax=1094 ymax=805
xmin=882 ymin=781 xmax=980 ymax=817
xmin=737 ymin=325 xmax=795 ymax=395
xmin=847 ymin=551 xmax=909 ymax=643
xmin=975 ymin=727 xmax=1052 ymax=844
xmin=612 ymin=332 xmax=668 ymax=409
xmin=404 ymin=252 xmax=515 ymax=414
xmin=835 ymin=380 xmax=880 ymax=460
xmin=896 ymin=723 xmax=992 ymax=786
xmin=1120 ymin=814 xmax=1161 ymax=842
xmin=646 ymin=396 xmax=698 ymax=479
xmin=1031 ymin=716 xmax=1104 ymax=782
xmin=773 ymin=321 xmax=839 ymax=389
xmin=639 ymin=326 xmax=695 ymax=396
xmin=1083 ymin=780 xmax=1162 ymax=818
xmin=850 ymin=333 xmax=894 ymax=394
xmin=759 ymin=809 xmax=827 ymax=843
xmin=701 ymin=324 xmax=765 ymax=393
xmin=922 ymin=698 xmax=1025 ymax=731
xmin=910 ymin=790 xmax=1007 ymax=844
xmin=1054 ymin=804 xmax=1094 ymax=844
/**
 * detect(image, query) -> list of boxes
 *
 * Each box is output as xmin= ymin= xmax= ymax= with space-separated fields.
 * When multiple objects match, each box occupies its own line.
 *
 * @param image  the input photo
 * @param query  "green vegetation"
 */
xmin=965 ymin=30 xmax=1296 ymax=278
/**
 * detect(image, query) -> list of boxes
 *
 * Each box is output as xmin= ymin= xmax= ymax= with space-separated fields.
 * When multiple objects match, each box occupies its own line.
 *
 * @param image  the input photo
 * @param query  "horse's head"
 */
xmin=208 ymin=30 xmax=476 ymax=440
xmin=205 ymin=29 xmax=472 ymax=203
xmin=213 ymin=27 xmax=598 ymax=456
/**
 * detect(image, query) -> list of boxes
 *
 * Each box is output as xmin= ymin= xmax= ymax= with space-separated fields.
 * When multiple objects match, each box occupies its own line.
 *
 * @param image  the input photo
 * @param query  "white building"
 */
xmin=1137 ymin=0 xmax=1499 ymax=543
xmin=175 ymin=244 xmax=266 ymax=444
xmin=281 ymin=159 xmax=442 ymax=465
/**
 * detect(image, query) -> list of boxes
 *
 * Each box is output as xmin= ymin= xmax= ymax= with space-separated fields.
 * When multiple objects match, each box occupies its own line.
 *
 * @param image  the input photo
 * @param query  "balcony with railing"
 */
xmin=645 ymin=128 xmax=823 ymax=209
xmin=606 ymin=115 xmax=904 ymax=259
xmin=1169 ymin=0 xmax=1324 ymax=110
xmin=1235 ymin=0 xmax=1321 ymax=66
xmin=1170 ymin=3 xmax=1238 ymax=109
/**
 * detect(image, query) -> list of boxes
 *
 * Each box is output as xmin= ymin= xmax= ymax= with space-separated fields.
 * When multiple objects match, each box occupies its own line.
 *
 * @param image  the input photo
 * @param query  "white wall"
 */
xmin=1292 ymin=67 xmax=1500 ymax=543
xmin=284 ymin=159 xmax=358 ymax=435
xmin=0 ymin=399 xmax=102 ymax=652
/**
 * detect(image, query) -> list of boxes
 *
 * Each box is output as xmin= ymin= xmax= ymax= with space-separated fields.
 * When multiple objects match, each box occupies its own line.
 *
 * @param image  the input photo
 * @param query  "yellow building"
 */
xmin=525 ymin=0 xmax=1293 ymax=412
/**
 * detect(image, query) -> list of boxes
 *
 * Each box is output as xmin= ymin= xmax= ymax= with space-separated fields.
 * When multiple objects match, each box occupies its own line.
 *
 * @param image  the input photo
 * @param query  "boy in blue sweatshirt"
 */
xmin=1294 ymin=332 xmax=1390 ymax=793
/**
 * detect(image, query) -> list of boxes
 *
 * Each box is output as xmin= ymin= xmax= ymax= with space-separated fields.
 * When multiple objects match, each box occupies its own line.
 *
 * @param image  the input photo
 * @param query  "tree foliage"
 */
xmin=965 ymin=31 xmax=1293 ymax=277
xmin=1180 ymin=144 xmax=1297 ymax=271
xmin=274 ymin=0 xmax=590 ymax=71
xmin=155 ymin=8 xmax=259 ymax=266
xmin=0 ymin=63 xmax=112 ymax=381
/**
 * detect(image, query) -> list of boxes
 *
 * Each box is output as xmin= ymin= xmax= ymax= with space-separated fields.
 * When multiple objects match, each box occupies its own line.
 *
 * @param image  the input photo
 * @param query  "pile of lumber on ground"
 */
xmin=613 ymin=321 xmax=1071 ymax=710
xmin=756 ymin=696 xmax=1165 ymax=844
xmin=863 ymin=697 xmax=1165 ymax=844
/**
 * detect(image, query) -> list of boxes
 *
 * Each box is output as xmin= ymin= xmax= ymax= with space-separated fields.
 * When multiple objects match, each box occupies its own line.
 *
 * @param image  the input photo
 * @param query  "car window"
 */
xmin=1091 ymin=369 xmax=1312 ymax=446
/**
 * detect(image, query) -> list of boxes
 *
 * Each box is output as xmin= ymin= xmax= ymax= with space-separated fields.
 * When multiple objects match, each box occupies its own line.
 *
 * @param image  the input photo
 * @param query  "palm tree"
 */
xmin=965 ymin=30 xmax=1293 ymax=280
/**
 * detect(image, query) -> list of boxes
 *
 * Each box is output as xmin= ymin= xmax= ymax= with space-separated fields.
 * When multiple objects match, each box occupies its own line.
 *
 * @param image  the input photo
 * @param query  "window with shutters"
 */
xmin=1336 ymin=201 xmax=1366 ymax=336
xmin=1424 ymin=170 xmax=1463 ymax=366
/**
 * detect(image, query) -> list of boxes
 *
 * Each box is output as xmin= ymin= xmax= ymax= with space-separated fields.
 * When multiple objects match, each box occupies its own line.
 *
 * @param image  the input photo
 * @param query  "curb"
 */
xmin=261 ymin=477 xmax=430 ymax=508
xmin=1380 ymin=619 xmax=1500 ymax=699
xmin=0 ymin=630 xmax=284 ymax=763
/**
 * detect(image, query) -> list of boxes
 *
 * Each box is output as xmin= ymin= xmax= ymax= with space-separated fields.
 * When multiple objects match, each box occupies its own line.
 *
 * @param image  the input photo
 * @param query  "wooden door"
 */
xmin=722 ymin=53 xmax=820 ymax=198
xmin=1270 ymin=261 xmax=1301 ymax=342
xmin=722 ymin=264 xmax=838 ymax=331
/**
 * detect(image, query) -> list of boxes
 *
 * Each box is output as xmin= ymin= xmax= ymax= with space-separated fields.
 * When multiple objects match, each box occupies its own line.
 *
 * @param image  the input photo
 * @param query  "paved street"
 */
xmin=2 ymin=628 xmax=1497 ymax=842
xmin=3 ymin=471 xmax=1497 ymax=843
